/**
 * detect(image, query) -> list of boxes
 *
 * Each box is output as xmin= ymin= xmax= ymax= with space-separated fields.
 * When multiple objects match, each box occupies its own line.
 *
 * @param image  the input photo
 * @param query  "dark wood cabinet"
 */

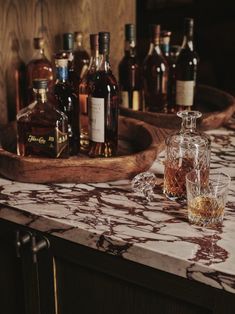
xmin=1 ymin=217 xmax=235 ymax=314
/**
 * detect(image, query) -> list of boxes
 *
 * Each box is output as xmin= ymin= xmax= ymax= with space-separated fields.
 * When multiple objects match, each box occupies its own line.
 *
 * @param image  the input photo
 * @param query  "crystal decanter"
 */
xmin=163 ymin=111 xmax=211 ymax=200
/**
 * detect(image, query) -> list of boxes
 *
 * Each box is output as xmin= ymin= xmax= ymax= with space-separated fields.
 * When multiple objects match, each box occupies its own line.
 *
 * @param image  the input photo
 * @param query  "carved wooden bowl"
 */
xmin=120 ymin=85 xmax=235 ymax=130
xmin=0 ymin=116 xmax=168 ymax=184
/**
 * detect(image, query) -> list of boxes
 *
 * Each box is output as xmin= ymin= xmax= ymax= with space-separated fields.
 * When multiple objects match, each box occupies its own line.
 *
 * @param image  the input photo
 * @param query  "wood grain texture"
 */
xmin=0 ymin=116 xmax=166 ymax=184
xmin=0 ymin=0 xmax=135 ymax=123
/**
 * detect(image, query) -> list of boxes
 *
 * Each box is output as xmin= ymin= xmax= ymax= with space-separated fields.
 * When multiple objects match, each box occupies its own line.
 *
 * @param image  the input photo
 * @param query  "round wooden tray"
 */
xmin=120 ymin=85 xmax=235 ymax=130
xmin=0 ymin=116 xmax=168 ymax=184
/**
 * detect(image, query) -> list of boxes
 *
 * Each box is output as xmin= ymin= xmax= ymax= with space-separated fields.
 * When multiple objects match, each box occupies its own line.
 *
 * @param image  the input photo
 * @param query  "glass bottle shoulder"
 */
xmin=166 ymin=129 xmax=211 ymax=149
xmin=90 ymin=70 xmax=119 ymax=96
xmin=17 ymin=100 xmax=68 ymax=125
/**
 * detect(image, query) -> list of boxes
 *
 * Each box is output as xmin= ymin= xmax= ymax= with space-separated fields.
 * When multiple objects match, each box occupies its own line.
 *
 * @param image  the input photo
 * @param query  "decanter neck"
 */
xmin=178 ymin=111 xmax=202 ymax=133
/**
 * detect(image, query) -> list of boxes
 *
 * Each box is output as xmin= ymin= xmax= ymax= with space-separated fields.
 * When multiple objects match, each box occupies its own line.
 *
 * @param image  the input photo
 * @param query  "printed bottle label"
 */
xmin=132 ymin=91 xmax=140 ymax=111
xmin=176 ymin=80 xmax=195 ymax=107
xmin=90 ymin=97 xmax=105 ymax=142
xmin=26 ymin=128 xmax=68 ymax=157
xmin=121 ymin=91 xmax=129 ymax=108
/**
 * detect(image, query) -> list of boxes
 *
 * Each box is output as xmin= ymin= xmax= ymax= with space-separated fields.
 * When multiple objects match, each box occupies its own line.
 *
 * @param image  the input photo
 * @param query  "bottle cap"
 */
xmin=90 ymin=34 xmax=99 ymax=51
xmin=32 ymin=79 xmax=48 ymax=89
xmin=98 ymin=32 xmax=110 ymax=54
xmin=33 ymin=37 xmax=44 ymax=49
xmin=63 ymin=33 xmax=74 ymax=51
xmin=125 ymin=24 xmax=135 ymax=42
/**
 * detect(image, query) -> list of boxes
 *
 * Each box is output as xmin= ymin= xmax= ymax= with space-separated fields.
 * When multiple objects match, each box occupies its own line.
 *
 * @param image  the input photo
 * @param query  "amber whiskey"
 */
xmin=17 ymin=79 xmax=69 ymax=158
xmin=118 ymin=24 xmax=143 ymax=111
xmin=88 ymin=32 xmax=119 ymax=157
xmin=143 ymin=25 xmax=169 ymax=113
xmin=26 ymin=38 xmax=54 ymax=103
xmin=79 ymin=34 xmax=99 ymax=151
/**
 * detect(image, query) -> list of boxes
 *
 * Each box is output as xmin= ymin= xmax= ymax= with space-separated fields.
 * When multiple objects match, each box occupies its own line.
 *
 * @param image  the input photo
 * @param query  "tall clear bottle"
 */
xmin=54 ymin=57 xmax=80 ymax=155
xmin=79 ymin=34 xmax=99 ymax=151
xmin=163 ymin=111 xmax=211 ymax=200
xmin=143 ymin=24 xmax=169 ymax=113
xmin=17 ymin=79 xmax=69 ymax=158
xmin=175 ymin=18 xmax=198 ymax=111
xmin=73 ymin=31 xmax=90 ymax=83
xmin=26 ymin=37 xmax=54 ymax=103
xmin=88 ymin=32 xmax=119 ymax=158
xmin=118 ymin=24 xmax=143 ymax=111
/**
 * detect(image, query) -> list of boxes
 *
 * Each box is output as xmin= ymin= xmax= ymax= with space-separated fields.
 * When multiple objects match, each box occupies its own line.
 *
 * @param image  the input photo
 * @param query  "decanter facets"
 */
xmin=164 ymin=111 xmax=211 ymax=200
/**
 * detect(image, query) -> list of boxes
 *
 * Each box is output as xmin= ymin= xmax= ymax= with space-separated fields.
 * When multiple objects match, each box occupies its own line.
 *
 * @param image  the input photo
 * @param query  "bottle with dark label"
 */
xmin=143 ymin=24 xmax=169 ymax=113
xmin=17 ymin=79 xmax=69 ymax=158
xmin=54 ymin=58 xmax=80 ymax=155
xmin=79 ymin=34 xmax=99 ymax=151
xmin=73 ymin=31 xmax=90 ymax=83
xmin=26 ymin=38 xmax=54 ymax=103
xmin=175 ymin=18 xmax=198 ymax=111
xmin=118 ymin=24 xmax=143 ymax=111
xmin=88 ymin=32 xmax=119 ymax=158
xmin=61 ymin=33 xmax=75 ymax=85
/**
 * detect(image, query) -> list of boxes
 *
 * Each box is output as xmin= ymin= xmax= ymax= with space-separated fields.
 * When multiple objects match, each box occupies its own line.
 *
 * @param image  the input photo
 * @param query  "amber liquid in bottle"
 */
xmin=143 ymin=24 xmax=169 ymax=113
xmin=79 ymin=34 xmax=99 ymax=151
xmin=26 ymin=37 xmax=54 ymax=103
xmin=175 ymin=18 xmax=198 ymax=112
xmin=17 ymin=79 xmax=69 ymax=158
xmin=88 ymin=32 xmax=119 ymax=158
xmin=54 ymin=58 xmax=80 ymax=156
xmin=74 ymin=31 xmax=90 ymax=83
xmin=118 ymin=24 xmax=143 ymax=111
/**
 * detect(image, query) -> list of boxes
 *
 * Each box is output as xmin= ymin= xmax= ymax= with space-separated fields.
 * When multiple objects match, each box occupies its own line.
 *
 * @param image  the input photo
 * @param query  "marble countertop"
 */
xmin=0 ymin=127 xmax=235 ymax=294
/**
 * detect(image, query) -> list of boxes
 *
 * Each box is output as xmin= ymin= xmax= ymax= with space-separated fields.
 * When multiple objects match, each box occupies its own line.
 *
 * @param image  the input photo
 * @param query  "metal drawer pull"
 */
xmin=31 ymin=235 xmax=50 ymax=263
xmin=15 ymin=230 xmax=31 ymax=258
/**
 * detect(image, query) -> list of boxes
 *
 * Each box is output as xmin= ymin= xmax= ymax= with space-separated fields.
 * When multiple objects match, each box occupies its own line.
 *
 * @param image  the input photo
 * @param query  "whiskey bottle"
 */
xmin=118 ymin=24 xmax=143 ymax=111
xmin=17 ymin=79 xmax=69 ymax=158
xmin=26 ymin=37 xmax=54 ymax=103
xmin=88 ymin=32 xmax=119 ymax=158
xmin=62 ymin=33 xmax=75 ymax=85
xmin=73 ymin=31 xmax=90 ymax=82
xmin=54 ymin=57 xmax=80 ymax=155
xmin=143 ymin=24 xmax=169 ymax=113
xmin=175 ymin=18 xmax=198 ymax=111
xmin=79 ymin=34 xmax=99 ymax=151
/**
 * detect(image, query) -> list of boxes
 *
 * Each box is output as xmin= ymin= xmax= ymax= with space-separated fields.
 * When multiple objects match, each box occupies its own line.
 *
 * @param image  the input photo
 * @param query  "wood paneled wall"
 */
xmin=0 ymin=0 xmax=135 ymax=124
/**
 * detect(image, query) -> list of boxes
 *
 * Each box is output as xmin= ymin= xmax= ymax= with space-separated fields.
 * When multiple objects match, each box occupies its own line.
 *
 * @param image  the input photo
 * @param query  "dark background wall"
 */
xmin=137 ymin=0 xmax=235 ymax=96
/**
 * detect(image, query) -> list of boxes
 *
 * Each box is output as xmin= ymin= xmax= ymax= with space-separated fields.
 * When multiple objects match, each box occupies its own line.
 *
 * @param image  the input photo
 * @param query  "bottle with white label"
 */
xmin=175 ymin=18 xmax=198 ymax=111
xmin=118 ymin=24 xmax=143 ymax=111
xmin=88 ymin=32 xmax=119 ymax=157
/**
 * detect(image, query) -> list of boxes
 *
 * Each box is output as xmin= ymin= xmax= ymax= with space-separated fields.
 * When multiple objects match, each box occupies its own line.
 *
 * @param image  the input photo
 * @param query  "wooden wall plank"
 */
xmin=0 ymin=0 xmax=135 ymax=123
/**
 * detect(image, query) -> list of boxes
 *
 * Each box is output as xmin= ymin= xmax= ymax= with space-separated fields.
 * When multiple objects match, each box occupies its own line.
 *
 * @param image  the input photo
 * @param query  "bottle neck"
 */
xmin=56 ymin=65 xmax=68 ymax=82
xmin=182 ymin=26 xmax=194 ymax=50
xmin=160 ymin=43 xmax=170 ymax=55
xmin=88 ymin=49 xmax=100 ymax=72
xmin=99 ymin=51 xmax=110 ymax=71
xmin=124 ymin=40 xmax=136 ymax=57
xmin=34 ymin=48 xmax=45 ymax=59
xmin=34 ymin=89 xmax=47 ymax=103
xmin=180 ymin=116 xmax=197 ymax=133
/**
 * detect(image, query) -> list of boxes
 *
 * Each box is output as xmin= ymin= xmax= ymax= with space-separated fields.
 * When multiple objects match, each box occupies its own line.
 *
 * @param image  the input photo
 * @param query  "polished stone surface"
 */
xmin=0 ymin=127 xmax=235 ymax=293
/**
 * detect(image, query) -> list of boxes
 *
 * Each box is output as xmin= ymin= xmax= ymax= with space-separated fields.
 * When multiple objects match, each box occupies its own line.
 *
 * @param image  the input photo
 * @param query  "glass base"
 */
xmin=188 ymin=212 xmax=224 ymax=227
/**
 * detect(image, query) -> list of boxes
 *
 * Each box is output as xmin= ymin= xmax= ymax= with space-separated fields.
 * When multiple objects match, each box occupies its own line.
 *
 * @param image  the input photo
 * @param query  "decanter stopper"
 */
xmin=131 ymin=171 xmax=157 ymax=202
